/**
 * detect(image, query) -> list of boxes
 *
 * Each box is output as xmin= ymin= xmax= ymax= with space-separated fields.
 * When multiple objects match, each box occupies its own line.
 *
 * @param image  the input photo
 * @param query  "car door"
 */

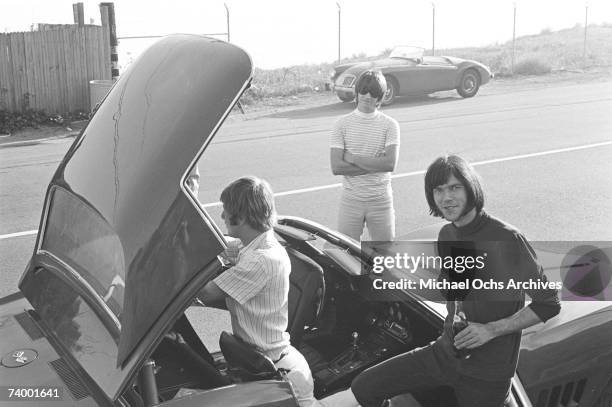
xmin=415 ymin=59 xmax=458 ymax=93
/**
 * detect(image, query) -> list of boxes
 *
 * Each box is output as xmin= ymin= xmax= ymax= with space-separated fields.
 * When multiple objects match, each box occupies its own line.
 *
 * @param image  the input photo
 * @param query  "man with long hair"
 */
xmin=351 ymin=155 xmax=560 ymax=407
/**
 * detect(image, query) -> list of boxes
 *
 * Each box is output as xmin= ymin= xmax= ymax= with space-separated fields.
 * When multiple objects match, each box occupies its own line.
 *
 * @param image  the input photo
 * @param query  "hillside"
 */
xmin=435 ymin=24 xmax=612 ymax=76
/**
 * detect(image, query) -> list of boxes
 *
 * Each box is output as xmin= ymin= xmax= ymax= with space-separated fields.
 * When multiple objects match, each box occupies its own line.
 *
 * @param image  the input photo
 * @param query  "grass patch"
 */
xmin=241 ymin=65 xmax=333 ymax=104
xmin=442 ymin=25 xmax=612 ymax=76
xmin=514 ymin=57 xmax=552 ymax=75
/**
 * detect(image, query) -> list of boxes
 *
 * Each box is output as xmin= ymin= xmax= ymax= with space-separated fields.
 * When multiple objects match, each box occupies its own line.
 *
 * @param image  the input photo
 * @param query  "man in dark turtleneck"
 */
xmin=351 ymin=154 xmax=561 ymax=407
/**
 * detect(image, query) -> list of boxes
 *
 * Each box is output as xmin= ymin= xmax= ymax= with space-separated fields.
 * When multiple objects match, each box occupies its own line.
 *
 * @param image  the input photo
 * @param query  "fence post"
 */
xmin=336 ymin=2 xmax=341 ymax=62
xmin=431 ymin=2 xmax=435 ymax=56
xmin=511 ymin=2 xmax=516 ymax=75
xmin=224 ymin=3 xmax=230 ymax=42
xmin=100 ymin=2 xmax=119 ymax=80
xmin=583 ymin=5 xmax=588 ymax=68
xmin=73 ymin=3 xmax=84 ymax=26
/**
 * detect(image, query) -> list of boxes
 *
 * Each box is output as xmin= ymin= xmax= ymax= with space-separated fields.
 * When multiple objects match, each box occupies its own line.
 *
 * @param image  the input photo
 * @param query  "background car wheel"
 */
xmin=382 ymin=76 xmax=398 ymax=106
xmin=337 ymin=93 xmax=355 ymax=103
xmin=457 ymin=69 xmax=481 ymax=98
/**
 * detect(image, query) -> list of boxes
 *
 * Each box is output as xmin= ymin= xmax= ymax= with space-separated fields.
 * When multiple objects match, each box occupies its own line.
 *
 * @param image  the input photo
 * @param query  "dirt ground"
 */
xmin=2 ymin=65 xmax=610 ymax=146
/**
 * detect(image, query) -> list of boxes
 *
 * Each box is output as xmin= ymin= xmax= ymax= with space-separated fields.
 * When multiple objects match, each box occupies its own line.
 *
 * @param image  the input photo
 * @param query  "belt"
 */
xmin=273 ymin=351 xmax=288 ymax=364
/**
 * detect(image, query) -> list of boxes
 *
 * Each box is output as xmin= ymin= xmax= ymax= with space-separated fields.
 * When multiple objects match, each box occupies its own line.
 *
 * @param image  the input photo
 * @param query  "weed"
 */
xmin=0 ymin=94 xmax=89 ymax=134
xmin=514 ymin=57 xmax=552 ymax=75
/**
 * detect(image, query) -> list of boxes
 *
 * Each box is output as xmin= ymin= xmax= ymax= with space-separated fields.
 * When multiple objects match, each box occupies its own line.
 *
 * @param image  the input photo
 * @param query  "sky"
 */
xmin=3 ymin=0 xmax=612 ymax=69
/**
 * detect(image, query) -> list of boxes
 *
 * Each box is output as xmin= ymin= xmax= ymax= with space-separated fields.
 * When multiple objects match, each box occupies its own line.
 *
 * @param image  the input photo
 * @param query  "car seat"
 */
xmin=286 ymin=247 xmax=326 ymax=347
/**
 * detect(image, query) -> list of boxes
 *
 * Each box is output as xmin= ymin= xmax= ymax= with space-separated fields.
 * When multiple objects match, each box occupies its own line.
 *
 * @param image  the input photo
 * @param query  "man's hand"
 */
xmin=454 ymin=306 xmax=546 ymax=350
xmin=454 ymin=322 xmax=497 ymax=349
xmin=330 ymin=148 xmax=368 ymax=176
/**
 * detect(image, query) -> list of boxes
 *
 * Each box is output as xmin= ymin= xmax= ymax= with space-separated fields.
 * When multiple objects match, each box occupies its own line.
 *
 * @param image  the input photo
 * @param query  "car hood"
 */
xmin=21 ymin=35 xmax=252 ymax=367
xmin=0 ymin=294 xmax=96 ymax=406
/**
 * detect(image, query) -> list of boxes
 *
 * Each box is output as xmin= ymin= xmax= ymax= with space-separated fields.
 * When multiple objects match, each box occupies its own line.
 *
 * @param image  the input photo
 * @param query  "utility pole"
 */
xmin=224 ymin=3 xmax=230 ymax=42
xmin=223 ymin=3 xmax=244 ymax=114
xmin=336 ymin=2 xmax=341 ymax=62
xmin=511 ymin=3 xmax=516 ymax=75
xmin=583 ymin=4 xmax=588 ymax=68
xmin=100 ymin=2 xmax=119 ymax=80
xmin=72 ymin=3 xmax=84 ymax=26
xmin=431 ymin=2 xmax=436 ymax=56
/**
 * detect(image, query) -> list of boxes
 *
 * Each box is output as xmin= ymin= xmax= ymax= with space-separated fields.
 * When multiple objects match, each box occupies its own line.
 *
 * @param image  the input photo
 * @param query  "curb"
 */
xmin=0 ymin=132 xmax=79 ymax=148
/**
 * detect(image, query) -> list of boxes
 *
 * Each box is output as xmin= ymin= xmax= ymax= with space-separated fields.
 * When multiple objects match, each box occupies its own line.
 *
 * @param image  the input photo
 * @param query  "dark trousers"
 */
xmin=351 ymin=342 xmax=511 ymax=407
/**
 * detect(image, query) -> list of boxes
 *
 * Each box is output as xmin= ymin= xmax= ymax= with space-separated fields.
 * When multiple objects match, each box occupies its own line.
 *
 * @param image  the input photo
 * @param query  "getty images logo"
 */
xmin=561 ymin=245 xmax=612 ymax=300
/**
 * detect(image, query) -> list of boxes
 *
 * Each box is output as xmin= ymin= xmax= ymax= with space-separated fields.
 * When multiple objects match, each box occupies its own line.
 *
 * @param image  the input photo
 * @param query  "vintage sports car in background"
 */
xmin=331 ymin=46 xmax=493 ymax=105
xmin=0 ymin=35 xmax=610 ymax=407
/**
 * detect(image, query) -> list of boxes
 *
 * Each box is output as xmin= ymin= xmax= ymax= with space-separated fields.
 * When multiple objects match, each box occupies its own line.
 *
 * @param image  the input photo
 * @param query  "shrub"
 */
xmin=514 ymin=57 xmax=552 ymax=75
xmin=0 ymin=109 xmax=88 ymax=134
xmin=0 ymin=109 xmax=49 ymax=134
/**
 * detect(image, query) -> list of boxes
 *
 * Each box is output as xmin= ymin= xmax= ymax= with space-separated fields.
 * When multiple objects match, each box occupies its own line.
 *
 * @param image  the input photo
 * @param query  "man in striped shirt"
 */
xmin=198 ymin=176 xmax=317 ymax=407
xmin=330 ymin=70 xmax=400 ymax=242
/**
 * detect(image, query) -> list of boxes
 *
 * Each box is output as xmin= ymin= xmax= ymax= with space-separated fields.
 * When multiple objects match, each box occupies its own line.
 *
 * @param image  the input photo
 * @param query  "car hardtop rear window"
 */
xmin=40 ymin=187 xmax=125 ymax=320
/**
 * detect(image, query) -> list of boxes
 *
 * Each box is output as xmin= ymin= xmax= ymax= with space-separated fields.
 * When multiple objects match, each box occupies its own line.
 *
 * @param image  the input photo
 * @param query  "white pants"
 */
xmin=337 ymin=192 xmax=395 ymax=242
xmin=275 ymin=345 xmax=317 ymax=407
xmin=275 ymin=346 xmax=418 ymax=407
xmin=317 ymin=389 xmax=361 ymax=406
xmin=317 ymin=389 xmax=423 ymax=407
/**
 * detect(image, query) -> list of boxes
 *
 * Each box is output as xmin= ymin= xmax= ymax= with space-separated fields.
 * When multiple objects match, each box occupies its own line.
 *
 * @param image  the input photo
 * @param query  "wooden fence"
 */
xmin=0 ymin=25 xmax=111 ymax=114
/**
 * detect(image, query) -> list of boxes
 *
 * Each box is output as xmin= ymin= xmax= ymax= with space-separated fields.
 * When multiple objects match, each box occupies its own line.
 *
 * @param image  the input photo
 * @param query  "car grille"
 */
xmin=342 ymin=76 xmax=355 ymax=87
xmin=49 ymin=358 xmax=90 ymax=400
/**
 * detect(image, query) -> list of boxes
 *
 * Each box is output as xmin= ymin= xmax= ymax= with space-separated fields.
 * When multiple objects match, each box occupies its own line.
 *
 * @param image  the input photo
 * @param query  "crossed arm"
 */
xmin=330 ymin=144 xmax=399 ymax=176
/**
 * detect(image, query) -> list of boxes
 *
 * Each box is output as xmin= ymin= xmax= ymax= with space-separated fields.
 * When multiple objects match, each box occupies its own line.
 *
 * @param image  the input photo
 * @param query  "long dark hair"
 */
xmin=355 ymin=70 xmax=387 ymax=102
xmin=424 ymin=155 xmax=484 ymax=217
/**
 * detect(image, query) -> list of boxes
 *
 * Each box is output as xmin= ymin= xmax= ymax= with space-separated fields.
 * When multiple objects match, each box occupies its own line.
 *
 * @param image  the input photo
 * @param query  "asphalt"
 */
xmin=2 ymin=66 xmax=610 ymax=148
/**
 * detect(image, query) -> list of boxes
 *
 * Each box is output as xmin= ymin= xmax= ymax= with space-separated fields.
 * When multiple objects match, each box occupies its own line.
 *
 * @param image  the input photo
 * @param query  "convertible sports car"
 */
xmin=0 ymin=35 xmax=610 ymax=407
xmin=331 ymin=46 xmax=493 ymax=105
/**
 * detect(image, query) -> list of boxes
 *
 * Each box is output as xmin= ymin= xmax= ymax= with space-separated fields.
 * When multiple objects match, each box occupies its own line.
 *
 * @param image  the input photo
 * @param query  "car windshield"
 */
xmin=389 ymin=46 xmax=424 ymax=60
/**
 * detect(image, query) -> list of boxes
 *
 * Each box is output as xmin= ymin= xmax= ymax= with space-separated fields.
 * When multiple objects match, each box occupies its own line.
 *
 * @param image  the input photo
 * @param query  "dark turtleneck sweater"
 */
xmin=434 ymin=211 xmax=561 ymax=381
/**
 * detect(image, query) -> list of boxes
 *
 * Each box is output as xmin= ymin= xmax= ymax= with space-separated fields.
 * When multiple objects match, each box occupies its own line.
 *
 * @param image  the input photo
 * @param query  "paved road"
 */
xmin=1 ymin=81 xmax=611 ymax=351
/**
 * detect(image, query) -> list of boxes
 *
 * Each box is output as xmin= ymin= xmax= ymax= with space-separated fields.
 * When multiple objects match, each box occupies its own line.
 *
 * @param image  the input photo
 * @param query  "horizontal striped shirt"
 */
xmin=214 ymin=230 xmax=291 ymax=360
xmin=331 ymin=109 xmax=400 ymax=200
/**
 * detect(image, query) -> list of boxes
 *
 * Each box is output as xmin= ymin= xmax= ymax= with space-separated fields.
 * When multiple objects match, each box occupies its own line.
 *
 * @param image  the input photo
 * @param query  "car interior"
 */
xmin=129 ymin=224 xmax=520 ymax=407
